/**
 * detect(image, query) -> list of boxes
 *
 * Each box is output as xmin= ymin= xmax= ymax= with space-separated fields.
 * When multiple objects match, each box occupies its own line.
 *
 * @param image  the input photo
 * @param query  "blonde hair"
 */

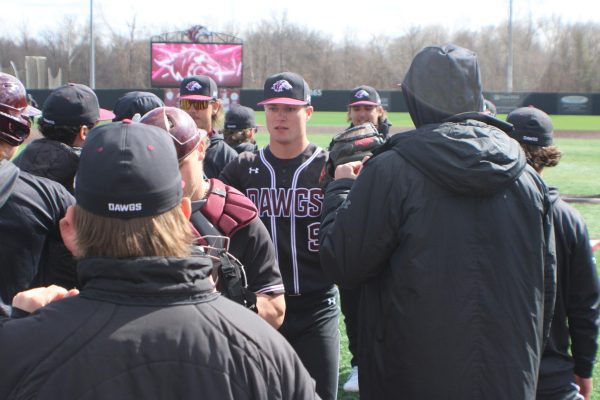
xmin=212 ymin=100 xmax=225 ymax=130
xmin=520 ymin=143 xmax=562 ymax=173
xmin=74 ymin=204 xmax=194 ymax=258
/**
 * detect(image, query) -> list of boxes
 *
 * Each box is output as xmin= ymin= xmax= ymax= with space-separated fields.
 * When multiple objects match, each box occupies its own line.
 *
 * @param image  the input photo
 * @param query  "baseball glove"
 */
xmin=320 ymin=122 xmax=385 ymax=187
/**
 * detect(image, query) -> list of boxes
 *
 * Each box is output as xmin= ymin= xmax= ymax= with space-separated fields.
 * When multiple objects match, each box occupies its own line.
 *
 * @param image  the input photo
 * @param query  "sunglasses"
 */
xmin=179 ymin=99 xmax=214 ymax=111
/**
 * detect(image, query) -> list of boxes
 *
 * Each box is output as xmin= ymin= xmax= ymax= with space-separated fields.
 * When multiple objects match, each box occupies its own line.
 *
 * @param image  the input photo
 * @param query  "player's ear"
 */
xmin=197 ymin=136 xmax=208 ymax=161
xmin=211 ymin=100 xmax=221 ymax=116
xmin=180 ymin=197 xmax=192 ymax=219
xmin=305 ymin=106 xmax=314 ymax=120
xmin=59 ymin=206 xmax=84 ymax=258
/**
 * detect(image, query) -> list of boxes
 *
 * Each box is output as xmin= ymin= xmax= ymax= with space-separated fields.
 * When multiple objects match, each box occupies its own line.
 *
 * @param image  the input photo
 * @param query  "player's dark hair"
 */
xmin=39 ymin=118 xmax=94 ymax=146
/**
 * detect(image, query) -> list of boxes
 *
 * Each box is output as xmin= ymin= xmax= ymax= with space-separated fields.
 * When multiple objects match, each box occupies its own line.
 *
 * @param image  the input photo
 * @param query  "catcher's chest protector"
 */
xmin=196 ymin=178 xmax=257 ymax=243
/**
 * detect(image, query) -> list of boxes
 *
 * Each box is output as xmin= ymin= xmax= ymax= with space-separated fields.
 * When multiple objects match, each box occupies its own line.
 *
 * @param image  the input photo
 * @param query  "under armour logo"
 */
xmin=327 ymin=297 xmax=336 ymax=306
xmin=249 ymin=167 xmax=259 ymax=174
xmin=354 ymin=89 xmax=370 ymax=99
xmin=271 ymin=80 xmax=293 ymax=93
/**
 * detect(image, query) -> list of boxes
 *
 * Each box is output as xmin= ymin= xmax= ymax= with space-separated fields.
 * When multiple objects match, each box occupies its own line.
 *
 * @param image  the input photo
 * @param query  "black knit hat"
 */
xmin=258 ymin=72 xmax=311 ymax=106
xmin=112 ymin=91 xmax=164 ymax=121
xmin=506 ymin=107 xmax=554 ymax=147
xmin=75 ymin=121 xmax=182 ymax=219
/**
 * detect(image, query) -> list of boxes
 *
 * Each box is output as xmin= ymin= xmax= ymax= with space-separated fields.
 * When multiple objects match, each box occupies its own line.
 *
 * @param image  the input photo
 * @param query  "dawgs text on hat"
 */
xmin=42 ymin=83 xmax=114 ymax=126
xmin=179 ymin=76 xmax=219 ymax=101
xmin=506 ymin=106 xmax=554 ymax=147
xmin=75 ymin=121 xmax=182 ymax=219
xmin=258 ymin=72 xmax=311 ymax=106
xmin=225 ymin=105 xmax=257 ymax=130
xmin=348 ymin=85 xmax=381 ymax=107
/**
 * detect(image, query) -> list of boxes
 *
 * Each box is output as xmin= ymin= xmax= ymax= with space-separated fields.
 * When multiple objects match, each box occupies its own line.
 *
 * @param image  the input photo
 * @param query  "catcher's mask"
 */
xmin=0 ymin=73 xmax=40 ymax=146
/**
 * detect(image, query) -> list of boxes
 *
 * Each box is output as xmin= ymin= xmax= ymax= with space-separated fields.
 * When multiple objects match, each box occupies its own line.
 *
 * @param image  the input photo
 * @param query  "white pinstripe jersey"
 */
xmin=220 ymin=144 xmax=334 ymax=295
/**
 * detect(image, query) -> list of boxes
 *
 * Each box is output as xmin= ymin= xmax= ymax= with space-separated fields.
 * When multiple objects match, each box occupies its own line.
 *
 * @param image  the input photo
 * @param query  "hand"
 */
xmin=575 ymin=375 xmax=592 ymax=400
xmin=334 ymin=160 xmax=364 ymax=180
xmin=12 ymin=285 xmax=80 ymax=313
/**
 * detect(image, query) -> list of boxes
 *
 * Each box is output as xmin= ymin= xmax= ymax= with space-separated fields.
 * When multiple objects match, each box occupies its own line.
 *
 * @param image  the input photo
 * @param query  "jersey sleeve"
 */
xmin=228 ymin=218 xmax=285 ymax=295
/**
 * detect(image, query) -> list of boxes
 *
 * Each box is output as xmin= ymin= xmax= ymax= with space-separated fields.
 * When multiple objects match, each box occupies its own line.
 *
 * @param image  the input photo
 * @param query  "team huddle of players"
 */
xmin=0 ymin=43 xmax=598 ymax=400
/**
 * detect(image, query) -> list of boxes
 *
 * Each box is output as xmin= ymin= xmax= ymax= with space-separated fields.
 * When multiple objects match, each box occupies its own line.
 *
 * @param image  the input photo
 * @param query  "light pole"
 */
xmin=89 ymin=0 xmax=95 ymax=88
xmin=507 ymin=0 xmax=513 ymax=92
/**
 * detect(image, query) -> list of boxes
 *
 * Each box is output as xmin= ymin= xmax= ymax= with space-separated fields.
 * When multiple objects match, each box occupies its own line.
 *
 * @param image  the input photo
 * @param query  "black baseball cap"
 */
xmin=506 ymin=107 xmax=554 ymax=147
xmin=225 ymin=105 xmax=257 ymax=130
xmin=75 ymin=121 xmax=182 ymax=219
xmin=258 ymin=72 xmax=311 ymax=106
xmin=179 ymin=75 xmax=219 ymax=101
xmin=348 ymin=85 xmax=381 ymax=106
xmin=42 ymin=83 xmax=114 ymax=126
xmin=113 ymin=91 xmax=164 ymax=121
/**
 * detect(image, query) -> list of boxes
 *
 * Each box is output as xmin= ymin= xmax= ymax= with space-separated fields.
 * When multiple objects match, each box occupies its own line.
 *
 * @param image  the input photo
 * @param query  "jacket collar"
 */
xmin=78 ymin=254 xmax=217 ymax=305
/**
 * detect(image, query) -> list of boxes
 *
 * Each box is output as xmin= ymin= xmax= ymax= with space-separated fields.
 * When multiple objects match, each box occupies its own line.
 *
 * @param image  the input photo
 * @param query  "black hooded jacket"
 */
xmin=0 ymin=160 xmax=75 ymax=312
xmin=0 ymin=255 xmax=319 ymax=400
xmin=319 ymin=44 xmax=556 ymax=399
xmin=537 ymin=187 xmax=600 ymax=394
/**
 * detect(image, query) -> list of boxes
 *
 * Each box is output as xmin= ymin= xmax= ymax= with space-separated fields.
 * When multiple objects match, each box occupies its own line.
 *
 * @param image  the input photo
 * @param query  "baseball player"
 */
xmin=140 ymin=106 xmax=286 ymax=328
xmin=220 ymin=72 xmax=339 ymax=400
xmin=178 ymin=75 xmax=237 ymax=179
xmin=13 ymin=83 xmax=115 ymax=194
xmin=222 ymin=104 xmax=259 ymax=153
xmin=506 ymin=107 xmax=600 ymax=400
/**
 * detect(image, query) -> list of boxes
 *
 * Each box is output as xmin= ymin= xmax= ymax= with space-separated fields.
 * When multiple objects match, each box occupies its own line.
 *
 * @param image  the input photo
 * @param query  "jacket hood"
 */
xmin=0 ymin=159 xmax=19 ymax=208
xmin=387 ymin=114 xmax=526 ymax=196
xmin=402 ymin=44 xmax=484 ymax=128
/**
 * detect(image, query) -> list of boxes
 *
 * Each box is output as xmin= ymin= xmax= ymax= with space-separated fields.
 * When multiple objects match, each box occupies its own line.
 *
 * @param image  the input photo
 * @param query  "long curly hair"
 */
xmin=520 ymin=143 xmax=562 ymax=173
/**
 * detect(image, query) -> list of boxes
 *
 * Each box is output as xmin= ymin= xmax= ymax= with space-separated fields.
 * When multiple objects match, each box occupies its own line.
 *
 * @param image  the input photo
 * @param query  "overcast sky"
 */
xmin=1 ymin=0 xmax=597 ymax=42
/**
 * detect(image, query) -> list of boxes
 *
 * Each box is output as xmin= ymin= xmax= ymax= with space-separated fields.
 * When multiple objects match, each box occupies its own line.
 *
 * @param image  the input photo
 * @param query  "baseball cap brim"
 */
xmin=99 ymin=108 xmax=116 ymax=121
xmin=179 ymin=94 xmax=214 ymax=101
xmin=258 ymin=97 xmax=309 ymax=106
xmin=348 ymin=100 xmax=380 ymax=106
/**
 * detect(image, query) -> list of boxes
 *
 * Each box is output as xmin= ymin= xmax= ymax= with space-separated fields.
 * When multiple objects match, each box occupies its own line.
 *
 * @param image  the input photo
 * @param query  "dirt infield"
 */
xmin=308 ymin=126 xmax=599 ymax=139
